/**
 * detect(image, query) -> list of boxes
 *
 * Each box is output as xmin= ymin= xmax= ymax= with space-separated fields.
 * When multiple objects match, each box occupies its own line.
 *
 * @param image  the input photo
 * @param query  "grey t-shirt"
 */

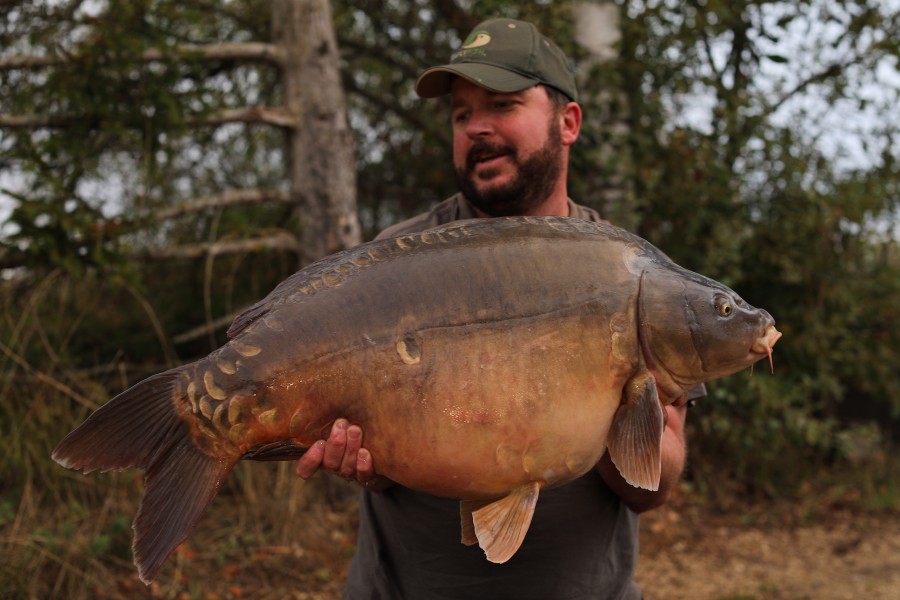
xmin=344 ymin=195 xmax=644 ymax=600
xmin=376 ymin=193 xmax=604 ymax=241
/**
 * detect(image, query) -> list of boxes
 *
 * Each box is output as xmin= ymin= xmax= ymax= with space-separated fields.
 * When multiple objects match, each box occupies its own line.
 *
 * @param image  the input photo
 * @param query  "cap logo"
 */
xmin=454 ymin=30 xmax=491 ymax=60
xmin=462 ymin=31 xmax=491 ymax=49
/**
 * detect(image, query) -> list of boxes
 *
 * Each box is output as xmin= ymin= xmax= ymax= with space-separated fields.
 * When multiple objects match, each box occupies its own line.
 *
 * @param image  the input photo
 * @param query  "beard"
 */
xmin=454 ymin=118 xmax=564 ymax=217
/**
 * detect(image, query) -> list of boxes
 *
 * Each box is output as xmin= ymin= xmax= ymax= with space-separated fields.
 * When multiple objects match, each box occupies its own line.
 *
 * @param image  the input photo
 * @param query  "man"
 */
xmin=296 ymin=18 xmax=696 ymax=599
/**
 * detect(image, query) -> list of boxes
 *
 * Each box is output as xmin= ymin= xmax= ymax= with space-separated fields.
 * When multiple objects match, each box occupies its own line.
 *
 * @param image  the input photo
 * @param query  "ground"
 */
xmin=124 ymin=489 xmax=899 ymax=600
xmin=635 ymin=503 xmax=900 ymax=600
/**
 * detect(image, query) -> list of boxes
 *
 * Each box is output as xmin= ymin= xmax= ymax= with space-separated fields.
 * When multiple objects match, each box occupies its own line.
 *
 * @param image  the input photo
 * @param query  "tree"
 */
xmin=0 ymin=0 xmax=359 ymax=358
xmin=1 ymin=0 xmax=898 ymax=496
xmin=607 ymin=0 xmax=900 ymax=492
xmin=274 ymin=0 xmax=360 ymax=263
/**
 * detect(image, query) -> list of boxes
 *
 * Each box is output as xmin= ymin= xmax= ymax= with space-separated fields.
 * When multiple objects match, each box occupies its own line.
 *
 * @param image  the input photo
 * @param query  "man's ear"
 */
xmin=560 ymin=102 xmax=582 ymax=146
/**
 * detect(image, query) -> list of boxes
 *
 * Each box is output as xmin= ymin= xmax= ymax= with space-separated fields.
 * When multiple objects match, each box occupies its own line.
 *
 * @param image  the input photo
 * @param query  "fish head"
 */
xmin=637 ymin=266 xmax=781 ymax=396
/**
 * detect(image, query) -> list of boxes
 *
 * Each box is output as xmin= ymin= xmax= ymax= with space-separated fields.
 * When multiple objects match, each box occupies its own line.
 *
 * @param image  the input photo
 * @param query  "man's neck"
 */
xmin=525 ymin=173 xmax=572 ymax=217
xmin=470 ymin=192 xmax=571 ymax=219
xmin=527 ymin=193 xmax=571 ymax=217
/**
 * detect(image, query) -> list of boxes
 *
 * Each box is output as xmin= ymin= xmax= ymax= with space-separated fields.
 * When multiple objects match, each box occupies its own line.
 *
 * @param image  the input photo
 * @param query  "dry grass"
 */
xmin=6 ymin=374 xmax=898 ymax=600
xmin=0 ymin=275 xmax=360 ymax=599
xmin=1 ymin=382 xmax=361 ymax=599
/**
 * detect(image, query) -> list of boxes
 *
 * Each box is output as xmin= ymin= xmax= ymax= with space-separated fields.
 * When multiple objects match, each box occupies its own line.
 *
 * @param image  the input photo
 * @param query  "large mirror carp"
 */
xmin=53 ymin=216 xmax=781 ymax=584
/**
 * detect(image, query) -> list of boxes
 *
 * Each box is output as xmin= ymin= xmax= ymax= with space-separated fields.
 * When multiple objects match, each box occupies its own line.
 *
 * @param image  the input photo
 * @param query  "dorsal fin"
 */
xmin=226 ymin=231 xmax=446 ymax=338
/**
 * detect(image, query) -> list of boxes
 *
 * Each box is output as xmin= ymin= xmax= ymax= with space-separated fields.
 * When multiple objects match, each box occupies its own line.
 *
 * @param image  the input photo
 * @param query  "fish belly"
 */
xmin=267 ymin=305 xmax=627 ymax=500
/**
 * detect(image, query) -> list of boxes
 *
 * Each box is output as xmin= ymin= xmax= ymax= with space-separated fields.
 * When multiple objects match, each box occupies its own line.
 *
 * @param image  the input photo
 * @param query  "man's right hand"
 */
xmin=295 ymin=418 xmax=390 ymax=491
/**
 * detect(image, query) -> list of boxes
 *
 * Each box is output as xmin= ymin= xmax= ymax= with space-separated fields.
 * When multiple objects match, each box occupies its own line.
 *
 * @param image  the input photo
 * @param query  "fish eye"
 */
xmin=715 ymin=296 xmax=734 ymax=317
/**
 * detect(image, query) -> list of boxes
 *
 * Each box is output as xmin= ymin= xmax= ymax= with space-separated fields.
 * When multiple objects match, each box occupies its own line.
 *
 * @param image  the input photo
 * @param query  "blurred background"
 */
xmin=1 ymin=1 xmax=898 ymax=598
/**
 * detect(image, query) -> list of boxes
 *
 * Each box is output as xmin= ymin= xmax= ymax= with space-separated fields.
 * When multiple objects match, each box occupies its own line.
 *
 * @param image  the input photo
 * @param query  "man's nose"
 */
xmin=465 ymin=109 xmax=494 ymax=138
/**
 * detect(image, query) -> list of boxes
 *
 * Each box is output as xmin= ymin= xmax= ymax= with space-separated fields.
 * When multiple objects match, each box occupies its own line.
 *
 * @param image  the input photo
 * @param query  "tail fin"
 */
xmin=52 ymin=367 xmax=234 ymax=584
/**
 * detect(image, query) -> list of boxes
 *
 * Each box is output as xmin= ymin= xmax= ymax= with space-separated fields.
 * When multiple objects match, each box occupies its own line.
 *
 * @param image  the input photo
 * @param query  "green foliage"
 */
xmin=1 ymin=0 xmax=286 ymax=282
xmin=1 ymin=0 xmax=898 ymax=508
xmin=613 ymin=0 xmax=900 ymax=496
xmin=1 ymin=0 xmax=296 ymax=370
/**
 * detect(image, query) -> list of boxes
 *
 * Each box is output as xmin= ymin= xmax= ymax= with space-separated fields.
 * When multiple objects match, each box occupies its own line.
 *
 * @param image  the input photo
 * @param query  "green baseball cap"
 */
xmin=415 ymin=18 xmax=578 ymax=102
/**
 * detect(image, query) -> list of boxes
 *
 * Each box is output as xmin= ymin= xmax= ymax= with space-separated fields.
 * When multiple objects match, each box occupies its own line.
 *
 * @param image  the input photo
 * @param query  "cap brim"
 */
xmin=415 ymin=63 xmax=540 ymax=98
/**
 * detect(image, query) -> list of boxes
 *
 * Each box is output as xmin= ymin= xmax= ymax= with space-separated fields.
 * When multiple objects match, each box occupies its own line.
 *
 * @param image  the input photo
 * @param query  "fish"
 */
xmin=52 ymin=216 xmax=781 ymax=584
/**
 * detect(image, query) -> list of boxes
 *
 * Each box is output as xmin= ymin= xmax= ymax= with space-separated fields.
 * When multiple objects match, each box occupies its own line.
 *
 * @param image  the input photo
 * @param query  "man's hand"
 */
xmin=295 ymin=419 xmax=391 ymax=491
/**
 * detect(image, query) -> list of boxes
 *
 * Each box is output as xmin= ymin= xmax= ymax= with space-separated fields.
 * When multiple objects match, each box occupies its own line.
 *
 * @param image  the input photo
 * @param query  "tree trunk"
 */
xmin=573 ymin=0 xmax=636 ymax=229
xmin=273 ymin=0 xmax=361 ymax=265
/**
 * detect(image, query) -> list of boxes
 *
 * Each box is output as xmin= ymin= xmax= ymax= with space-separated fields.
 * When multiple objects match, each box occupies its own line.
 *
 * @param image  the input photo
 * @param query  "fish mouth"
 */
xmin=750 ymin=324 xmax=782 ymax=373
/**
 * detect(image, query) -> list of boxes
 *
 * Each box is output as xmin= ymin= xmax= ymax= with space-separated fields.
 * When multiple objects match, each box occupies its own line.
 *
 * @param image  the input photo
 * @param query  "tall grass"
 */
xmin=1 ymin=275 xmax=359 ymax=599
xmin=2 ymin=379 xmax=360 ymax=599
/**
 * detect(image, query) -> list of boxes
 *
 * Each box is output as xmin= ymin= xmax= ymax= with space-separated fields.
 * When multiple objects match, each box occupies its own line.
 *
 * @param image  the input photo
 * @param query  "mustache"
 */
xmin=466 ymin=141 xmax=516 ymax=172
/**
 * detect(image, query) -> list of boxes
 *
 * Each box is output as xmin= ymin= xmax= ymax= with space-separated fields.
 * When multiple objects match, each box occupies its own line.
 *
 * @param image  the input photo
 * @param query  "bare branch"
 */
xmin=0 ymin=55 xmax=61 ymax=70
xmin=0 ymin=114 xmax=71 ymax=128
xmin=0 ymin=234 xmax=300 ymax=270
xmin=766 ymin=63 xmax=844 ymax=118
xmin=0 ymin=106 xmax=294 ymax=130
xmin=172 ymin=308 xmax=246 ymax=345
xmin=147 ymin=42 xmax=284 ymax=65
xmin=141 ymin=232 xmax=299 ymax=261
xmin=155 ymin=188 xmax=292 ymax=221
xmin=685 ymin=0 xmax=726 ymax=83
xmin=0 ymin=338 xmax=97 ymax=409
xmin=0 ymin=191 xmax=297 ymax=270
xmin=0 ymin=42 xmax=283 ymax=71
xmin=184 ymin=107 xmax=295 ymax=128
xmin=345 ymin=76 xmax=446 ymax=143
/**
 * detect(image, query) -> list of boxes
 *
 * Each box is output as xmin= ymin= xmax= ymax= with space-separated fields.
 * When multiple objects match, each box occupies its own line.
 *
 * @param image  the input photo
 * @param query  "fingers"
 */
xmin=356 ymin=448 xmax=374 ymax=483
xmin=295 ymin=418 xmax=373 ymax=484
xmin=295 ymin=440 xmax=326 ymax=480
xmin=339 ymin=424 xmax=363 ymax=478
xmin=322 ymin=418 xmax=350 ymax=471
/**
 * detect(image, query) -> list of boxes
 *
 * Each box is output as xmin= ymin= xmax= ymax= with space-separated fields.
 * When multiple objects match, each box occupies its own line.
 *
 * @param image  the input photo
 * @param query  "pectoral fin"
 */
xmin=241 ymin=440 xmax=308 ymax=461
xmin=459 ymin=481 xmax=541 ymax=563
xmin=607 ymin=371 xmax=665 ymax=491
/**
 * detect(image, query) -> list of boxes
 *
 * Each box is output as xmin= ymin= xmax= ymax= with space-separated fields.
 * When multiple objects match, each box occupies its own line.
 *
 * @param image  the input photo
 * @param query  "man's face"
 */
xmin=450 ymin=79 xmax=564 ymax=217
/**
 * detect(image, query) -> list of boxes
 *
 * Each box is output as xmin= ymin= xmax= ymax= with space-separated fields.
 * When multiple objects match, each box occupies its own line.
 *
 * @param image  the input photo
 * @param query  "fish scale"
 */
xmin=52 ymin=216 xmax=781 ymax=584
